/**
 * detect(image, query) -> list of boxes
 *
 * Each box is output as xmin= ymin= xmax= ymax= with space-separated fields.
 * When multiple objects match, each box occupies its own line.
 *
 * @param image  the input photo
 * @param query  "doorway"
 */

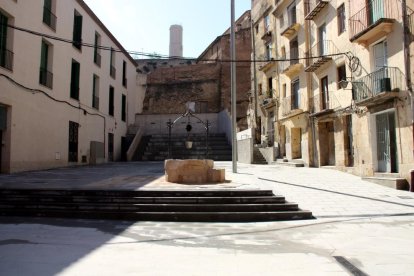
xmin=344 ymin=115 xmax=354 ymax=167
xmin=68 ymin=121 xmax=79 ymax=163
xmin=280 ymin=125 xmax=286 ymax=158
xmin=108 ymin=133 xmax=114 ymax=162
xmin=376 ymin=111 xmax=397 ymax=172
xmin=318 ymin=23 xmax=327 ymax=56
xmin=291 ymin=127 xmax=302 ymax=159
xmin=319 ymin=121 xmax=335 ymax=166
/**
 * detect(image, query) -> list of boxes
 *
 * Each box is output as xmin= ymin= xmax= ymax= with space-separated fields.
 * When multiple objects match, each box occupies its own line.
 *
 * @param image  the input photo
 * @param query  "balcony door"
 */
xmin=373 ymin=40 xmax=388 ymax=94
xmin=318 ymin=24 xmax=327 ymax=55
xmin=368 ymin=0 xmax=384 ymax=25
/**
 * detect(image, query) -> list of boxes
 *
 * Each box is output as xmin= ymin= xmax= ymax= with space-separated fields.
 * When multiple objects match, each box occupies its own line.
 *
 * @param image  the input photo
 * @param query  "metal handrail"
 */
xmin=279 ymin=48 xmax=305 ymax=72
xmin=349 ymin=0 xmax=399 ymax=39
xmin=352 ymin=67 xmax=405 ymax=102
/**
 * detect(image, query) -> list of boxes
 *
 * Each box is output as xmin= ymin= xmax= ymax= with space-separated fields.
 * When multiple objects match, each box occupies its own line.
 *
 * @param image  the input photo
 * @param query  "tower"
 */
xmin=169 ymin=25 xmax=183 ymax=57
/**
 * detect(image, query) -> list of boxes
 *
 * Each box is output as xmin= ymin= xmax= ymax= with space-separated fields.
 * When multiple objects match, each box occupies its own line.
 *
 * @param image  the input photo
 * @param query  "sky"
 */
xmin=83 ymin=0 xmax=251 ymax=59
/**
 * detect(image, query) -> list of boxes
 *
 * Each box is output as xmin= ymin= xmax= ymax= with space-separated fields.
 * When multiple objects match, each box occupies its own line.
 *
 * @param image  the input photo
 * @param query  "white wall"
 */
xmin=0 ymin=0 xmax=143 ymax=172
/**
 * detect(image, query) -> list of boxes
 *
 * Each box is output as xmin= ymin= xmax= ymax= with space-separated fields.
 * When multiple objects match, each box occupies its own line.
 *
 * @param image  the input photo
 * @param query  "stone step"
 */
xmin=362 ymin=177 xmax=409 ymax=191
xmin=0 ymin=189 xmax=312 ymax=222
xmin=0 ymin=209 xmax=313 ymax=222
xmin=0 ymin=189 xmax=275 ymax=197
xmin=274 ymin=159 xmax=305 ymax=167
xmin=0 ymin=202 xmax=300 ymax=212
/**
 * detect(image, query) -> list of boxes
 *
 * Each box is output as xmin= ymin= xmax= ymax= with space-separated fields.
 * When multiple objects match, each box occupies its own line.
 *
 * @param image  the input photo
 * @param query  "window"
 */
xmin=282 ymin=83 xmax=286 ymax=98
xmin=72 ymin=11 xmax=82 ymax=50
xmin=264 ymin=14 xmax=270 ymax=32
xmin=39 ymin=40 xmax=53 ymax=89
xmin=255 ymin=24 xmax=259 ymax=34
xmin=287 ymin=2 xmax=297 ymax=26
xmin=94 ymin=32 xmax=101 ymax=66
xmin=110 ymin=48 xmax=116 ymax=78
xmin=337 ymin=64 xmax=347 ymax=89
xmin=265 ymin=42 xmax=273 ymax=60
xmin=43 ymin=0 xmax=56 ymax=30
xmin=337 ymin=4 xmax=346 ymax=35
xmin=291 ymin=78 xmax=300 ymax=110
xmin=321 ymin=76 xmax=329 ymax=109
xmin=92 ymin=75 xmax=99 ymax=109
xmin=258 ymin=83 xmax=263 ymax=95
xmin=267 ymin=77 xmax=273 ymax=97
xmin=0 ymin=11 xmax=12 ymax=71
xmin=121 ymin=94 xmax=126 ymax=121
xmin=70 ymin=59 xmax=80 ymax=100
xmin=279 ymin=14 xmax=285 ymax=29
xmin=108 ymin=86 xmax=114 ymax=116
xmin=122 ymin=60 xmax=127 ymax=87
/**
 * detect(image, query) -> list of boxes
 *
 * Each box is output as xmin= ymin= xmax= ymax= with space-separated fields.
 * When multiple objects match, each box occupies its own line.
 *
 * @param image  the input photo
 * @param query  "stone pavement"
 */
xmin=0 ymin=162 xmax=413 ymax=275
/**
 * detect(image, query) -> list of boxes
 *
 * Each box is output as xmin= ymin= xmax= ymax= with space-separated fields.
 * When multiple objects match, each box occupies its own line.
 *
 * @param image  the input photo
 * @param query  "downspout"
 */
xmin=251 ymin=18 xmax=259 ymax=144
xmin=402 ymin=0 xmax=414 ymax=191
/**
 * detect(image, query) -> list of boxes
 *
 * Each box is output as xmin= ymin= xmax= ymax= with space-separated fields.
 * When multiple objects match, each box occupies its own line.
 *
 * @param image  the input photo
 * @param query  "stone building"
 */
xmin=136 ymin=11 xmax=252 ymax=134
xmin=248 ymin=0 xmax=414 ymax=187
xmin=0 ymin=0 xmax=144 ymax=173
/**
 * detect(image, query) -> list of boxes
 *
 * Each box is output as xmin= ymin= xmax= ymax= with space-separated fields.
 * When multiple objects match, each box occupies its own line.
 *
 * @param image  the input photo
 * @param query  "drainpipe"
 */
xmin=251 ymin=18 xmax=259 ymax=144
xmin=402 ymin=0 xmax=414 ymax=190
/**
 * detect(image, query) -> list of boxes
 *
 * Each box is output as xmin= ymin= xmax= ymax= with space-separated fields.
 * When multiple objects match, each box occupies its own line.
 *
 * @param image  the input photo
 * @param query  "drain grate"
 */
xmin=333 ymin=256 xmax=368 ymax=276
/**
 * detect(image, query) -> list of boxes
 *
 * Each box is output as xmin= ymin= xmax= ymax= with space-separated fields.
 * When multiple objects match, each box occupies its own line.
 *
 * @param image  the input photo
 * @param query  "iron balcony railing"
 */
xmin=310 ymin=93 xmax=341 ymax=114
xmin=94 ymin=51 xmax=101 ymax=67
xmin=280 ymin=6 xmax=297 ymax=33
xmin=281 ymin=95 xmax=305 ymax=116
xmin=110 ymin=65 xmax=116 ymax=79
xmin=0 ymin=49 xmax=13 ymax=71
xmin=305 ymin=40 xmax=339 ymax=70
xmin=92 ymin=96 xmax=99 ymax=109
xmin=42 ymin=6 xmax=57 ymax=30
xmin=351 ymin=67 xmax=405 ymax=102
xmin=279 ymin=48 xmax=305 ymax=72
xmin=39 ymin=67 xmax=53 ymax=89
xmin=349 ymin=0 xmax=399 ymax=40
xmin=304 ymin=0 xmax=330 ymax=20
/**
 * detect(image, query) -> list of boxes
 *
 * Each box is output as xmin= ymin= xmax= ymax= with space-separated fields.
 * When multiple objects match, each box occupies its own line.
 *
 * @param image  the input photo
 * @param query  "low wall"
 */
xmin=237 ymin=128 xmax=253 ymax=164
xmin=135 ymin=113 xmax=220 ymax=135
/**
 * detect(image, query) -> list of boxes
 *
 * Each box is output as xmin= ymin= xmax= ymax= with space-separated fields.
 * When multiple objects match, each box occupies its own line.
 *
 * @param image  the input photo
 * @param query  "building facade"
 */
xmin=0 ymin=0 xmax=144 ymax=173
xmin=249 ymin=0 xmax=414 ymax=185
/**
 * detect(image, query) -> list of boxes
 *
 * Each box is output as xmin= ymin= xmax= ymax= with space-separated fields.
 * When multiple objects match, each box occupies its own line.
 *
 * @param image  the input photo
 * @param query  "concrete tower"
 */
xmin=169 ymin=25 xmax=183 ymax=57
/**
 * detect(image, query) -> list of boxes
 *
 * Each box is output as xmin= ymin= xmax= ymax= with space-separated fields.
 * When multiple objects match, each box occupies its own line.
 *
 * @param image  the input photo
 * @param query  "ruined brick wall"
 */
xmin=142 ymin=63 xmax=222 ymax=114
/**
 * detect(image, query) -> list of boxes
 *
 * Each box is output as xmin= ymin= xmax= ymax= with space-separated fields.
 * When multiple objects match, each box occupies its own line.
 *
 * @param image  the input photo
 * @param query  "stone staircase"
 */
xmin=136 ymin=133 xmax=232 ymax=161
xmin=362 ymin=173 xmax=409 ymax=191
xmin=0 ymin=189 xmax=313 ymax=222
xmin=253 ymin=147 xmax=267 ymax=164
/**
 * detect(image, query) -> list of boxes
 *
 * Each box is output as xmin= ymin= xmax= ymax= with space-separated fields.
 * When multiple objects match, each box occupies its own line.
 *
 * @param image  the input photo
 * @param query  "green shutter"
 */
xmin=0 ymin=12 xmax=8 ymax=66
xmin=44 ymin=0 xmax=52 ymax=10
xmin=71 ymin=60 xmax=80 ymax=99
xmin=40 ymin=41 xmax=48 ymax=70
xmin=73 ymin=14 xmax=83 ymax=48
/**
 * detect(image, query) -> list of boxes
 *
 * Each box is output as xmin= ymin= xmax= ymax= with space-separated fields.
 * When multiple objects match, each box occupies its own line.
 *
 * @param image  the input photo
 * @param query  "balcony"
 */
xmin=305 ymin=0 xmax=330 ymax=20
xmin=279 ymin=48 xmax=305 ymax=78
xmin=349 ymin=0 xmax=398 ymax=47
xmin=259 ymin=90 xmax=277 ymax=111
xmin=351 ymin=67 xmax=405 ymax=107
xmin=281 ymin=95 xmax=305 ymax=116
xmin=305 ymin=40 xmax=339 ymax=72
xmin=0 ymin=49 xmax=13 ymax=71
xmin=261 ymin=30 xmax=272 ymax=42
xmin=39 ymin=67 xmax=53 ymax=89
xmin=43 ymin=6 xmax=57 ymax=30
xmin=310 ymin=94 xmax=341 ymax=118
xmin=110 ymin=65 xmax=116 ymax=79
xmin=258 ymin=54 xmax=276 ymax=72
xmin=280 ymin=9 xmax=299 ymax=39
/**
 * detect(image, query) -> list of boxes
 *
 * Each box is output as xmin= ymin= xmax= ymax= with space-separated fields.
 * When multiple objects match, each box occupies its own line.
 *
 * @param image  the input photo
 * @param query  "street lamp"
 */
xmin=230 ymin=0 xmax=238 ymax=173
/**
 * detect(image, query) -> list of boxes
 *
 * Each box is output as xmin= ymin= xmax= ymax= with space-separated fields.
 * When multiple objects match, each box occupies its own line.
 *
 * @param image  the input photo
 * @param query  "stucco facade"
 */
xmin=0 ymin=0 xmax=144 ymax=173
xmin=249 ymin=0 xmax=414 ymax=184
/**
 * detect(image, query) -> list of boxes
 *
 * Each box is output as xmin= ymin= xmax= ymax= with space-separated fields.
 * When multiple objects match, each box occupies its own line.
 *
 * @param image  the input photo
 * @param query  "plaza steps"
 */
xmin=136 ymin=133 xmax=232 ymax=161
xmin=253 ymin=147 xmax=267 ymax=164
xmin=274 ymin=158 xmax=305 ymax=167
xmin=0 ymin=189 xmax=313 ymax=222
xmin=362 ymin=173 xmax=409 ymax=191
